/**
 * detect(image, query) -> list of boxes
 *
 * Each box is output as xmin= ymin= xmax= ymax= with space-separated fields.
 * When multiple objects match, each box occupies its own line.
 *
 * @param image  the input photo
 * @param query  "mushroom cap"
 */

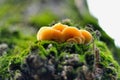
xmin=79 ymin=30 xmax=92 ymax=44
xmin=52 ymin=23 xmax=68 ymax=32
xmin=62 ymin=27 xmax=82 ymax=41
xmin=37 ymin=27 xmax=62 ymax=42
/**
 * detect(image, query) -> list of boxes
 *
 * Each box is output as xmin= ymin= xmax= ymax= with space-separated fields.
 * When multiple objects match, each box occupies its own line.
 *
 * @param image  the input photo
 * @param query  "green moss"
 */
xmin=29 ymin=11 xmax=58 ymax=28
xmin=85 ymin=52 xmax=94 ymax=66
xmin=96 ymin=41 xmax=119 ymax=67
xmin=0 ymin=54 xmax=15 ymax=78
xmin=0 ymin=40 xmax=119 ymax=79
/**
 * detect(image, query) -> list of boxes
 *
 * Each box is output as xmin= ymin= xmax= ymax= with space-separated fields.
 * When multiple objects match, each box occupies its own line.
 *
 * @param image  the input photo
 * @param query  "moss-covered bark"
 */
xmin=0 ymin=40 xmax=119 ymax=80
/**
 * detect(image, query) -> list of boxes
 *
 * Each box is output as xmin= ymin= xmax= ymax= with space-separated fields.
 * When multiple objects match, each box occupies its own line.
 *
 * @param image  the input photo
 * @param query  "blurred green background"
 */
xmin=0 ymin=0 xmax=120 ymax=64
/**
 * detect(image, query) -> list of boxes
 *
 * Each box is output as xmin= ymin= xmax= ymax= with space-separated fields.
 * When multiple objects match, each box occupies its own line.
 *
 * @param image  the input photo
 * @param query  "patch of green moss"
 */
xmin=0 ymin=40 xmax=119 ymax=79
xmin=96 ymin=41 xmax=119 ymax=68
xmin=29 ymin=11 xmax=58 ymax=28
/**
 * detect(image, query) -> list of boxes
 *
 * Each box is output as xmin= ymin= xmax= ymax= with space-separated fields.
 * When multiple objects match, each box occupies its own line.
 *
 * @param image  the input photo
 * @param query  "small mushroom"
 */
xmin=79 ymin=30 xmax=92 ymax=44
xmin=52 ymin=23 xmax=68 ymax=32
xmin=62 ymin=27 xmax=82 ymax=41
xmin=37 ymin=27 xmax=62 ymax=42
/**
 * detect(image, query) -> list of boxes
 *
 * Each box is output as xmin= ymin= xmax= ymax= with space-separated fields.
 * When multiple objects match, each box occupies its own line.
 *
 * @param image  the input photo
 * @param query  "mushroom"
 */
xmin=73 ymin=36 xmax=84 ymax=44
xmin=37 ymin=27 xmax=62 ymax=42
xmin=37 ymin=23 xmax=92 ymax=44
xmin=79 ymin=30 xmax=92 ymax=44
xmin=52 ymin=23 xmax=68 ymax=32
xmin=62 ymin=27 xmax=82 ymax=42
xmin=66 ymin=38 xmax=78 ymax=43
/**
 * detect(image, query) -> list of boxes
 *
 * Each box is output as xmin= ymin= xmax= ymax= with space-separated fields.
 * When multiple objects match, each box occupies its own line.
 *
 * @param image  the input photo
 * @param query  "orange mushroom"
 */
xmin=52 ymin=23 xmax=68 ymax=32
xmin=66 ymin=38 xmax=78 ymax=43
xmin=73 ymin=36 xmax=84 ymax=44
xmin=62 ymin=27 xmax=82 ymax=41
xmin=37 ymin=27 xmax=62 ymax=42
xmin=79 ymin=30 xmax=92 ymax=44
xmin=37 ymin=23 xmax=93 ymax=44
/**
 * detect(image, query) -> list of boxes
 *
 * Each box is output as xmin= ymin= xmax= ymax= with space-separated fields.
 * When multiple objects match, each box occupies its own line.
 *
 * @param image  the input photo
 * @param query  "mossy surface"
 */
xmin=0 ymin=40 xmax=120 ymax=80
xmin=0 ymin=0 xmax=120 ymax=79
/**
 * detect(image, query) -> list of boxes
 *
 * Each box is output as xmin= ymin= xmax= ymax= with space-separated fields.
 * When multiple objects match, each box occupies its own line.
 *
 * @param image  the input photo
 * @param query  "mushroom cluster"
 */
xmin=37 ymin=23 xmax=92 ymax=44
